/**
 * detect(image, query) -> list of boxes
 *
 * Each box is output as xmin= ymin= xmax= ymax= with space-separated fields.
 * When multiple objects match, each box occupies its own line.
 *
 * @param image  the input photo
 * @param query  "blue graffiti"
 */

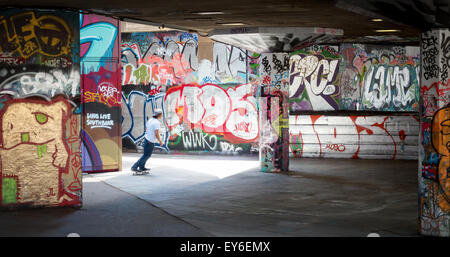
xmin=80 ymin=18 xmax=118 ymax=74
xmin=121 ymin=91 xmax=169 ymax=152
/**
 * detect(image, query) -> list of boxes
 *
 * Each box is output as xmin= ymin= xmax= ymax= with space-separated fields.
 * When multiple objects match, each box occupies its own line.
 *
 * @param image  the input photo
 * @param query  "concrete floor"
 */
xmin=0 ymin=153 xmax=419 ymax=237
xmin=93 ymin=153 xmax=419 ymax=237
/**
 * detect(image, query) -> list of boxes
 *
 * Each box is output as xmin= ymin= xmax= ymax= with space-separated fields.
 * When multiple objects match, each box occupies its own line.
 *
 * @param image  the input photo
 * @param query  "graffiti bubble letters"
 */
xmin=0 ymin=70 xmax=79 ymax=98
xmin=362 ymin=65 xmax=418 ymax=110
xmin=164 ymin=83 xmax=259 ymax=143
xmin=0 ymin=11 xmax=72 ymax=58
xmin=289 ymin=53 xmax=340 ymax=110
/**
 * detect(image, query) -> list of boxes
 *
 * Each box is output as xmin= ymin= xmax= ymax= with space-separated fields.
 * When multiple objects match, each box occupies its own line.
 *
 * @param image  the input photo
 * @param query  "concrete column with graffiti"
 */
xmin=259 ymin=53 xmax=290 ymax=172
xmin=80 ymin=14 xmax=122 ymax=173
xmin=0 ymin=9 xmax=82 ymax=209
xmin=419 ymin=29 xmax=450 ymax=237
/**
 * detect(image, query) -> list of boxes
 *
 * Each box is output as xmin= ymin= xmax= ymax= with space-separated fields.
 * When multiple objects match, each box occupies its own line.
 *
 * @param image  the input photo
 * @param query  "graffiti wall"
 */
xmin=0 ymin=9 xmax=81 ymax=209
xmin=289 ymin=44 xmax=420 ymax=112
xmin=121 ymin=31 xmax=198 ymax=152
xmin=198 ymin=42 xmax=260 ymax=85
xmin=289 ymin=46 xmax=341 ymax=111
xmin=340 ymin=44 xmax=420 ymax=111
xmin=81 ymin=14 xmax=121 ymax=173
xmin=289 ymin=114 xmax=419 ymax=159
xmin=419 ymin=29 xmax=450 ymax=237
xmin=164 ymin=83 xmax=259 ymax=154
xmin=121 ymin=33 xmax=261 ymax=154
xmin=259 ymin=53 xmax=290 ymax=172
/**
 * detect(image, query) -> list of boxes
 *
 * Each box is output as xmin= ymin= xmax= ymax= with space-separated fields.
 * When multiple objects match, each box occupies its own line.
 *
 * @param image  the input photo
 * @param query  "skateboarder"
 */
xmin=131 ymin=109 xmax=163 ymax=173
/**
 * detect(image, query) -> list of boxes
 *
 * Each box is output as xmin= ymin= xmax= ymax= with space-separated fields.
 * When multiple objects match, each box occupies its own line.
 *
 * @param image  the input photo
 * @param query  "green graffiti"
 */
xmin=37 ymin=144 xmax=47 ymax=159
xmin=133 ymin=65 xmax=149 ymax=84
xmin=2 ymin=177 xmax=17 ymax=204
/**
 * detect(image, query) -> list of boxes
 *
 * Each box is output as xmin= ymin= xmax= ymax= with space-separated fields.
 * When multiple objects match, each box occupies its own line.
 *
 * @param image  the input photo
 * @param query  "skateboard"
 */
xmin=132 ymin=169 xmax=150 ymax=175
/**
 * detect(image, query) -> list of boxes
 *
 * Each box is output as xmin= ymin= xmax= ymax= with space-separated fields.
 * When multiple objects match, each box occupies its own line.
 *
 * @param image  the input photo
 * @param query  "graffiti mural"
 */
xmin=0 ymin=96 xmax=81 ymax=207
xmin=80 ymin=14 xmax=122 ymax=173
xmin=121 ymin=31 xmax=198 ymax=87
xmin=121 ymin=89 xmax=169 ymax=152
xmin=419 ymin=29 xmax=450 ymax=237
xmin=289 ymin=46 xmax=341 ymax=111
xmin=289 ymin=114 xmax=419 ymax=159
xmin=259 ymin=53 xmax=289 ymax=172
xmin=340 ymin=44 xmax=420 ymax=111
xmin=0 ymin=9 xmax=81 ymax=209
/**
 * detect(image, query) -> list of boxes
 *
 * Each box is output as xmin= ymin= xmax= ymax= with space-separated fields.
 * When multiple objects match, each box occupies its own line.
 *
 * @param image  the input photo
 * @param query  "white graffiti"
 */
xmin=362 ymin=65 xmax=418 ymax=110
xmin=164 ymin=83 xmax=259 ymax=143
xmin=0 ymin=70 xmax=79 ymax=98
xmin=182 ymin=130 xmax=218 ymax=151
xmin=98 ymin=82 xmax=119 ymax=98
xmin=289 ymin=54 xmax=340 ymax=110
xmin=220 ymin=141 xmax=243 ymax=153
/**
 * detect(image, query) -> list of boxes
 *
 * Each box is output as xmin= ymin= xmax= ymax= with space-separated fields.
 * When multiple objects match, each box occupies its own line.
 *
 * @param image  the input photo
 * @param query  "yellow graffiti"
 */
xmin=0 ymin=11 xmax=72 ymax=58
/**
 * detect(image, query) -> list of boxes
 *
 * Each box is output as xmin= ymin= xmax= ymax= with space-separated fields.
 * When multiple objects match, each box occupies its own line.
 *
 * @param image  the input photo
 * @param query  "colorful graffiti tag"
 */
xmin=80 ymin=14 xmax=122 ymax=173
xmin=121 ymin=32 xmax=198 ymax=87
xmin=339 ymin=44 xmax=420 ymax=111
xmin=259 ymin=53 xmax=290 ymax=172
xmin=289 ymin=46 xmax=341 ymax=111
xmin=419 ymin=29 xmax=450 ymax=237
xmin=165 ymin=83 xmax=259 ymax=144
xmin=0 ymin=9 xmax=81 ymax=209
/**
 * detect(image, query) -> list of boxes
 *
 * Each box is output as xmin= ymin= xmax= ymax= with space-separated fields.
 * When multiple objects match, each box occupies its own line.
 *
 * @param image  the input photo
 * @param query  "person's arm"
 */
xmin=154 ymin=129 xmax=163 ymax=145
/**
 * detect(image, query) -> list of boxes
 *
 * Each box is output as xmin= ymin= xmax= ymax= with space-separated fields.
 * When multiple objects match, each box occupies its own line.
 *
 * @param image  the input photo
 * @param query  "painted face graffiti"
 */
xmin=0 ymin=97 xmax=79 ymax=206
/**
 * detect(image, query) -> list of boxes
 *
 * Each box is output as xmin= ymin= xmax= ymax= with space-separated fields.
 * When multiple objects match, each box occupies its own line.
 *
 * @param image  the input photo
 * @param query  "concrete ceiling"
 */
xmin=2 ymin=0 xmax=447 ymax=45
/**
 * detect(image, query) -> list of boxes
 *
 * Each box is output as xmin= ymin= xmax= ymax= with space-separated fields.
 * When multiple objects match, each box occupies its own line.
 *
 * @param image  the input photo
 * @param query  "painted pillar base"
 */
xmin=258 ymin=53 xmax=290 ymax=172
xmin=419 ymin=28 xmax=450 ymax=237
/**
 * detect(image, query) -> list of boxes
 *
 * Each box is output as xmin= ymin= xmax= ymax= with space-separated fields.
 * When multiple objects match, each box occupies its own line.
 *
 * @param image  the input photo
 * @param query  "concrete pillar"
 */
xmin=419 ymin=29 xmax=450 ymax=236
xmin=259 ymin=53 xmax=290 ymax=172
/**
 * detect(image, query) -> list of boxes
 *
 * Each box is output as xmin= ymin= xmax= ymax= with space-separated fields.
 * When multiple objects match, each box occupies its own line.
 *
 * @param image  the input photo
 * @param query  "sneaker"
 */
xmin=131 ymin=167 xmax=139 ymax=172
xmin=141 ymin=167 xmax=150 ymax=171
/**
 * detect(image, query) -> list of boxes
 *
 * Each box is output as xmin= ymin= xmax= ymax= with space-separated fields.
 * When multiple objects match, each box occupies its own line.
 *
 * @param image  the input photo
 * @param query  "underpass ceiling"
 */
xmin=1 ymin=0 xmax=444 ymax=45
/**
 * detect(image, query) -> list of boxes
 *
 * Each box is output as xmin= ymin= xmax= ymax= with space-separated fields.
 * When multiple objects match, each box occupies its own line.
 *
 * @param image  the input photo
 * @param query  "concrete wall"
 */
xmin=120 ymin=31 xmax=420 ymax=160
xmin=289 ymin=45 xmax=420 ymax=112
xmin=80 ymin=14 xmax=122 ymax=173
xmin=0 ymin=9 xmax=82 ymax=209
xmin=289 ymin=114 xmax=419 ymax=159
xmin=288 ymin=44 xmax=420 ymax=160
xmin=121 ymin=33 xmax=261 ymax=155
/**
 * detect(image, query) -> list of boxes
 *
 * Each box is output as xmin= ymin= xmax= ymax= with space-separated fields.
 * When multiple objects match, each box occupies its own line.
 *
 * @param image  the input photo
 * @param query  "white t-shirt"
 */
xmin=145 ymin=118 xmax=161 ymax=143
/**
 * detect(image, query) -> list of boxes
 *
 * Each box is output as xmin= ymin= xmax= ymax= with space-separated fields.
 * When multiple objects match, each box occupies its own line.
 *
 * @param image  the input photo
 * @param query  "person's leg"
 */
xmin=137 ymin=140 xmax=154 ymax=170
xmin=131 ymin=140 xmax=152 ymax=171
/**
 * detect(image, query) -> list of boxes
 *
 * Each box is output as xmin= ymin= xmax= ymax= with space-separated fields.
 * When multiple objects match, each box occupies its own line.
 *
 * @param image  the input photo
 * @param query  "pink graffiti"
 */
xmin=164 ymin=83 xmax=259 ymax=143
